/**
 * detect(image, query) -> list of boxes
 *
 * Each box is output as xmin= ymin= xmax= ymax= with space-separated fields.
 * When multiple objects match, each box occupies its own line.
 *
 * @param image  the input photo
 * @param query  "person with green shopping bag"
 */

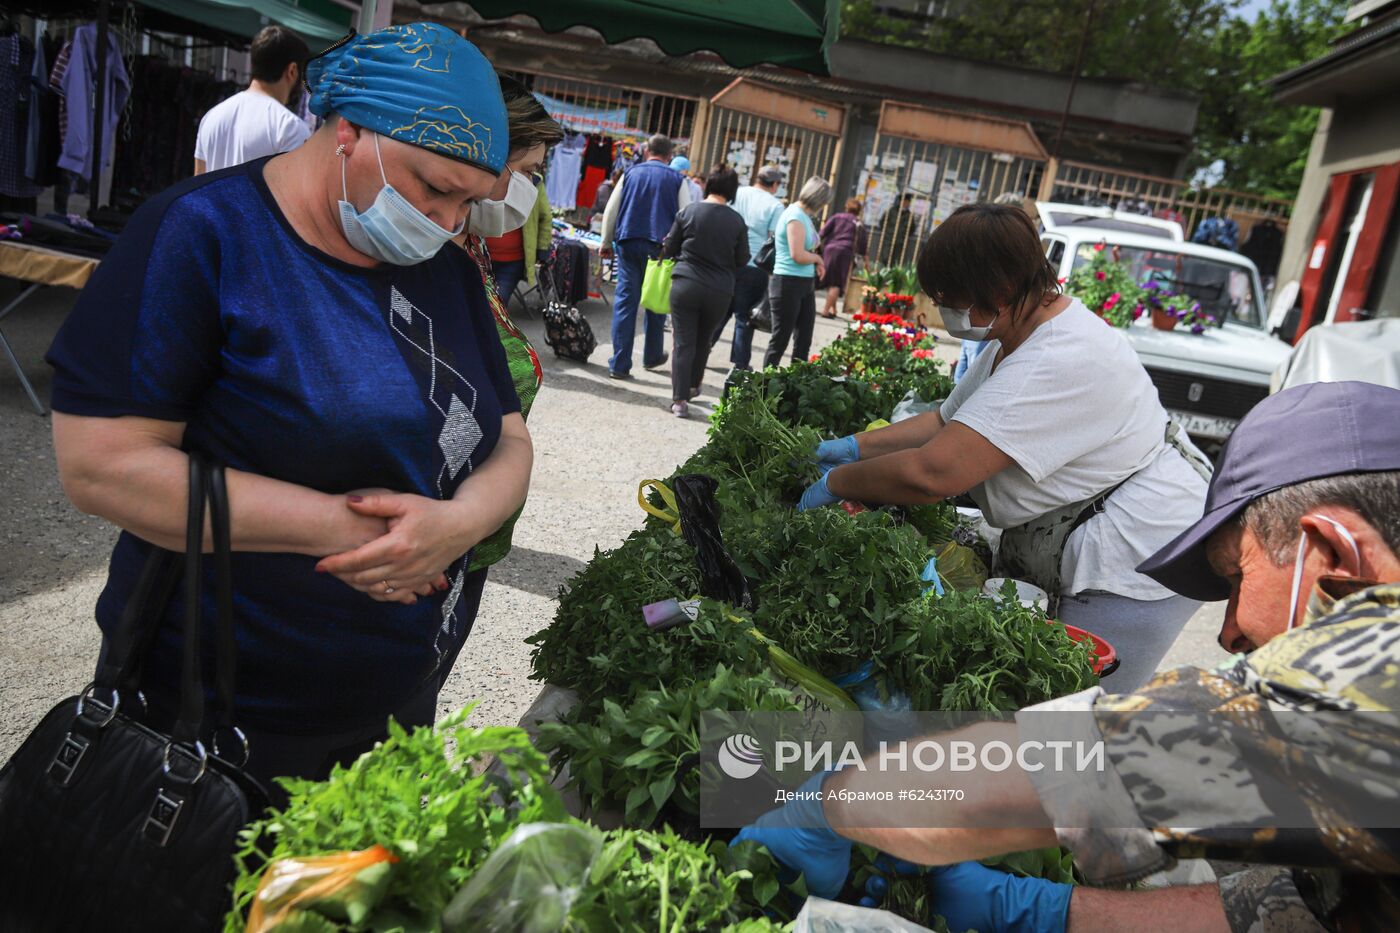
xmin=657 ymin=166 xmax=749 ymax=416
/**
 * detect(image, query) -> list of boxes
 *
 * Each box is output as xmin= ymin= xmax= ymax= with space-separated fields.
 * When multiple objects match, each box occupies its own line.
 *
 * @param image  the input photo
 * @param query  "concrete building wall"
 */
xmin=1277 ymin=98 xmax=1400 ymax=287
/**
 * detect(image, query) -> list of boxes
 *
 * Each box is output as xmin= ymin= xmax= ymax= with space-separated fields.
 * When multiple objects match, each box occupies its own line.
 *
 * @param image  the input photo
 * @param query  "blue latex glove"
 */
xmin=797 ymin=473 xmax=841 ymax=513
xmin=815 ymin=436 xmax=860 ymax=475
xmin=733 ymin=773 xmax=851 ymax=900
xmin=928 ymin=861 xmax=1072 ymax=933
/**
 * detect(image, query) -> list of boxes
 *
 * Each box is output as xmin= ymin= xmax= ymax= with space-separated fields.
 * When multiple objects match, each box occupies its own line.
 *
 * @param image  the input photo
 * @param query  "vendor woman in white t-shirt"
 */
xmin=799 ymin=203 xmax=1212 ymax=690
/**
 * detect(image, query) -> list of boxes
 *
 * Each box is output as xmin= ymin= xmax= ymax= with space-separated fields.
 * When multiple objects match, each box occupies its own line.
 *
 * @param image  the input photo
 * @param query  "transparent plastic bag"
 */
xmin=794 ymin=897 xmax=937 ymax=933
xmin=441 ymin=822 xmax=603 ymax=933
xmin=934 ymin=541 xmax=988 ymax=593
xmin=245 ymin=845 xmax=396 ymax=932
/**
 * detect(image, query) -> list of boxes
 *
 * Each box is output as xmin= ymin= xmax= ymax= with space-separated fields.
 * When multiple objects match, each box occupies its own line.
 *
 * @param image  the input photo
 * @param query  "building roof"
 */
xmin=1270 ymin=1 xmax=1400 ymax=105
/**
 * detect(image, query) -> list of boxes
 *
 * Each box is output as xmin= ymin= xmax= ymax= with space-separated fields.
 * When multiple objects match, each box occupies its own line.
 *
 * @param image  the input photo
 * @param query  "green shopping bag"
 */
xmin=640 ymin=258 xmax=674 ymax=315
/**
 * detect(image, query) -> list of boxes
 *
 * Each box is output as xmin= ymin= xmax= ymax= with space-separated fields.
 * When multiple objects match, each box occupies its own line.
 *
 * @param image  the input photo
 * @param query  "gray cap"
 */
xmin=756 ymin=165 xmax=784 ymax=186
xmin=1138 ymin=381 xmax=1400 ymax=601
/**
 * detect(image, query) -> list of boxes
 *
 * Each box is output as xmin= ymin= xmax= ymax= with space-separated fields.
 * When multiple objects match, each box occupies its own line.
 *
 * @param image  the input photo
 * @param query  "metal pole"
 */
xmin=90 ymin=0 xmax=111 ymax=213
xmin=1051 ymin=0 xmax=1096 ymax=162
xmin=358 ymin=0 xmax=379 ymax=33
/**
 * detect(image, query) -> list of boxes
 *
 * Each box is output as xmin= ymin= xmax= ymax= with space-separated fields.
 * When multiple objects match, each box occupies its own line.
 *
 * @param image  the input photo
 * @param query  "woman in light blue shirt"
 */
xmin=764 ymin=176 xmax=832 ymax=368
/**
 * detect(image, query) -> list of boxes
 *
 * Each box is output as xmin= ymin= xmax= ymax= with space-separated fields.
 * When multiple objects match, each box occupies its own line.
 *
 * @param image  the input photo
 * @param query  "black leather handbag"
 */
xmin=754 ymin=234 xmax=777 ymax=274
xmin=0 ymin=455 xmax=268 ymax=932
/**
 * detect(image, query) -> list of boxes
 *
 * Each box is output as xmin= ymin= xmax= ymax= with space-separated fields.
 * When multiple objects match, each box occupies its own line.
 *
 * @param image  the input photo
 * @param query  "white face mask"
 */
xmin=338 ymin=133 xmax=464 ymax=266
xmin=467 ymin=171 xmax=537 ymax=238
xmin=1284 ymin=514 xmax=1361 ymax=632
xmin=938 ymin=306 xmax=998 ymax=342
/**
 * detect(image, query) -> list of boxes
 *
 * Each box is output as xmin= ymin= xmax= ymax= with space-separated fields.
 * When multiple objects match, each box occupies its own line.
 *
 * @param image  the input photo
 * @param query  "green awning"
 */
xmin=134 ymin=0 xmax=352 ymax=45
xmin=427 ymin=0 xmax=840 ymax=75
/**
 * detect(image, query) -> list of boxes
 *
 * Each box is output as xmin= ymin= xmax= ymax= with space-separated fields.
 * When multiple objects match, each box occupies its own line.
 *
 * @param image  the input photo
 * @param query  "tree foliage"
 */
xmin=841 ymin=0 xmax=1352 ymax=196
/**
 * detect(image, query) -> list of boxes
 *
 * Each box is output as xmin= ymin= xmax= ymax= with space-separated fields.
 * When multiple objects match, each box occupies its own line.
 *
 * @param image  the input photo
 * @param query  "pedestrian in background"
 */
xmin=818 ymin=196 xmax=868 ymax=318
xmin=660 ymin=166 xmax=749 ymax=417
xmin=194 ymin=26 xmax=310 ymax=174
xmin=712 ymin=165 xmax=785 ymax=370
xmin=482 ymin=173 xmax=553 ymax=307
xmin=670 ymin=155 xmax=704 ymax=204
xmin=600 ymin=133 xmax=693 ymax=379
xmin=764 ymin=176 xmax=831 ymax=369
xmin=589 ymin=169 xmax=621 ymax=226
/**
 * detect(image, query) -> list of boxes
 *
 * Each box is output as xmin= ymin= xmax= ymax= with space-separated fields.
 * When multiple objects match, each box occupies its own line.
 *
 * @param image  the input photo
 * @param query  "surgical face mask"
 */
xmin=939 ymin=306 xmax=998 ymax=341
xmin=1284 ymin=514 xmax=1361 ymax=632
xmin=338 ymin=133 xmax=464 ymax=266
xmin=467 ymin=171 xmax=537 ymax=238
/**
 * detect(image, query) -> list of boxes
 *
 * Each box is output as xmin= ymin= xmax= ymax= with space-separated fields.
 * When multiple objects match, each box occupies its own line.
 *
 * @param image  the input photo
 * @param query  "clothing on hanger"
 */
xmin=1 ymin=34 xmax=42 ymax=200
xmin=546 ymin=140 xmax=584 ymax=210
xmin=576 ymin=133 xmax=613 ymax=210
xmin=57 ymin=23 xmax=132 ymax=179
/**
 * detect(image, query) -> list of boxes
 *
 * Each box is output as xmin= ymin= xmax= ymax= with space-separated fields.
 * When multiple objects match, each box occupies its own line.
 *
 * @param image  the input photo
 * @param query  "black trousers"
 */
xmin=764 ymin=273 xmax=817 ymax=369
xmin=670 ymin=276 xmax=733 ymax=402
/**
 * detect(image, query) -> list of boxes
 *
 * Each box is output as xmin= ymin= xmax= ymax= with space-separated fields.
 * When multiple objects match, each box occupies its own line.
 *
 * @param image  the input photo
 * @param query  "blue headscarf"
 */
xmin=306 ymin=23 xmax=508 ymax=175
xmin=670 ymin=156 xmax=691 ymax=172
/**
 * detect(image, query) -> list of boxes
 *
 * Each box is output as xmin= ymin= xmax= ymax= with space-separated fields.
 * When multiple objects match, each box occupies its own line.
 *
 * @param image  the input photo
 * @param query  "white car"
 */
xmin=1037 ymin=201 xmax=1185 ymax=242
xmin=1041 ymin=228 xmax=1293 ymax=450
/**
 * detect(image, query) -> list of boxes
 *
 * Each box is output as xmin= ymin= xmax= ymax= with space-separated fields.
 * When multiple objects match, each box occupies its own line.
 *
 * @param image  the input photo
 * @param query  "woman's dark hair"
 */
xmin=497 ymin=74 xmax=565 ymax=157
xmin=916 ymin=203 xmax=1060 ymax=320
xmin=704 ymin=166 xmax=740 ymax=202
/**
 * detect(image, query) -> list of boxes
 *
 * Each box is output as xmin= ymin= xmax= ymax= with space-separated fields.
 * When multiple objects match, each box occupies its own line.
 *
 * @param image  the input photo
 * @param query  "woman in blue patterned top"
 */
xmin=44 ymin=25 xmax=531 ymax=790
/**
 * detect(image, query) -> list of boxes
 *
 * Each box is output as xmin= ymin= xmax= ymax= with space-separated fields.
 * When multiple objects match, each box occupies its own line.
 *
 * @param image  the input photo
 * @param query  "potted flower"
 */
xmin=1061 ymin=243 xmax=1142 ymax=328
xmin=1141 ymin=282 xmax=1195 ymax=331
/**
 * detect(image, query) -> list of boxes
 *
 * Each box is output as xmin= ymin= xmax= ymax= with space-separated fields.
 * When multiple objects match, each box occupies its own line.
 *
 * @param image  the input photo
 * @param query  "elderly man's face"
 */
xmin=1206 ymin=523 xmax=1294 ymax=653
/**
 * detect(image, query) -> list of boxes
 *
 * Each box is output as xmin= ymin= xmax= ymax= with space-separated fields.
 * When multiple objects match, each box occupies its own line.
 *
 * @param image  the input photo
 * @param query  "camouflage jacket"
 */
xmin=1020 ymin=580 xmax=1400 ymax=932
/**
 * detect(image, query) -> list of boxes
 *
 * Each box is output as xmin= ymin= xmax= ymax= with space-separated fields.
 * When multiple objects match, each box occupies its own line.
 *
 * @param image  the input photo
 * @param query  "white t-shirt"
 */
xmin=194 ymin=90 xmax=311 ymax=173
xmin=939 ymin=299 xmax=1209 ymax=599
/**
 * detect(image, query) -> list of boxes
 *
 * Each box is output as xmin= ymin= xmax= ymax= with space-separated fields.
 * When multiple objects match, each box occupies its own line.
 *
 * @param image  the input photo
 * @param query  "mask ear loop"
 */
xmin=1285 ymin=533 xmax=1307 ymax=632
xmin=371 ymin=132 xmax=388 ymax=187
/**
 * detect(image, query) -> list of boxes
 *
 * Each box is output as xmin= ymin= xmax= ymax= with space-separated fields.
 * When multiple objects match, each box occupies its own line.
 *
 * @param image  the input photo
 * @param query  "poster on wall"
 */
xmin=862 ymin=172 xmax=899 ymax=226
xmin=726 ymin=137 xmax=758 ymax=182
xmin=909 ymin=160 xmax=939 ymax=195
xmin=765 ymin=142 xmax=799 ymax=199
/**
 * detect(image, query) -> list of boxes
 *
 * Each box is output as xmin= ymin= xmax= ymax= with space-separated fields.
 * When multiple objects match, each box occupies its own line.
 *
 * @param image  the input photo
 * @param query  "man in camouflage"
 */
xmin=739 ymin=381 xmax=1400 ymax=932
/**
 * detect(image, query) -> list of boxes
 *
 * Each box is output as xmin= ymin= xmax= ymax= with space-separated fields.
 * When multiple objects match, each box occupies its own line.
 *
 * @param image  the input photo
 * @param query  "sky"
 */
xmin=1237 ymin=0 xmax=1276 ymax=21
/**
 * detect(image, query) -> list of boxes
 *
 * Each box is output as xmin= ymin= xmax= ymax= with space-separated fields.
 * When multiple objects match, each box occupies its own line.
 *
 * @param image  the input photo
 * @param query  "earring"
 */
xmin=335 ymin=144 xmax=347 ymax=157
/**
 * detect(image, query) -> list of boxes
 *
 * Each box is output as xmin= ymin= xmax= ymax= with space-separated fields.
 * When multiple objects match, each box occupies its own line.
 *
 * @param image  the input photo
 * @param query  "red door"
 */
xmin=1295 ymin=162 xmax=1400 ymax=341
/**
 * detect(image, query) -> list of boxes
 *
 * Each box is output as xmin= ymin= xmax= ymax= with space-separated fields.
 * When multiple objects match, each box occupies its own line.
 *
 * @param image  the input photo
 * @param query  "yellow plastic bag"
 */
xmin=245 ymin=845 xmax=397 ymax=932
xmin=935 ymin=540 xmax=988 ymax=593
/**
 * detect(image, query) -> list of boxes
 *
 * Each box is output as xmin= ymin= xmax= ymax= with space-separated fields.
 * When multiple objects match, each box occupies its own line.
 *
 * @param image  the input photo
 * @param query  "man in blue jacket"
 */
xmin=600 ymin=134 xmax=693 ymax=379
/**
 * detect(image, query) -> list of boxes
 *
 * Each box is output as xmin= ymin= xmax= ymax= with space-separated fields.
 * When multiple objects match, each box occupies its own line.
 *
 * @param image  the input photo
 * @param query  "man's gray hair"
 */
xmin=756 ymin=165 xmax=784 ymax=187
xmin=647 ymin=134 xmax=675 ymax=159
xmin=1241 ymin=470 xmax=1400 ymax=563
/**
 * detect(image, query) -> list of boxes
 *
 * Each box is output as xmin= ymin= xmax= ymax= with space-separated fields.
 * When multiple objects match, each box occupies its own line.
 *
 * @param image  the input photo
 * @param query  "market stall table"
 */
xmin=0 ymin=240 xmax=100 ymax=415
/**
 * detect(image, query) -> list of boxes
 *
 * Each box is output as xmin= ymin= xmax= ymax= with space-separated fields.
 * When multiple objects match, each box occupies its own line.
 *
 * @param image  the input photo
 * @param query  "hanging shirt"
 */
xmin=938 ymin=299 xmax=1208 ymax=599
xmin=194 ymin=89 xmax=311 ymax=172
xmin=0 ymin=35 xmax=42 ymax=198
xmin=57 ymin=23 xmax=131 ymax=178
xmin=45 ymin=158 xmax=520 ymax=733
xmin=546 ymin=144 xmax=583 ymax=210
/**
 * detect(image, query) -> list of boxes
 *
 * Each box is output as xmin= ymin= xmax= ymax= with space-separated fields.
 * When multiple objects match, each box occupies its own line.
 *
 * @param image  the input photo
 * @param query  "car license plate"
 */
xmin=1169 ymin=410 xmax=1237 ymax=439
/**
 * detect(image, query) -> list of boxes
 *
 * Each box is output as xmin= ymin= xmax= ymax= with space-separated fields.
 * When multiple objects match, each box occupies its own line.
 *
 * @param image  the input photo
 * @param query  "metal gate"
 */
xmin=690 ymin=79 xmax=846 ymax=201
xmin=862 ymin=103 xmax=1048 ymax=269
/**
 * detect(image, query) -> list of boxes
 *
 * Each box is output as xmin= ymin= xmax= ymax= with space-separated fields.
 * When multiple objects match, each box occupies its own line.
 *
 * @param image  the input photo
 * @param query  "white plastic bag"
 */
xmin=794 ymin=897 xmax=938 ymax=933
xmin=441 ymin=822 xmax=603 ymax=933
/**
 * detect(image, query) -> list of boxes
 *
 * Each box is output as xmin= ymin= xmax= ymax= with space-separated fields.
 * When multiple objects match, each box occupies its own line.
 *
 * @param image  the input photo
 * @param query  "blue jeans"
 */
xmin=609 ymin=238 xmax=667 ymax=375
xmin=711 ymin=264 xmax=769 ymax=370
xmin=492 ymin=259 xmax=527 ymax=308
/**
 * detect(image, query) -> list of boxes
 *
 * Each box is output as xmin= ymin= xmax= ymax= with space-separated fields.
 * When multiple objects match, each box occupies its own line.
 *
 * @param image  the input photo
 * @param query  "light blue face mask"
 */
xmin=338 ymin=133 xmax=465 ymax=266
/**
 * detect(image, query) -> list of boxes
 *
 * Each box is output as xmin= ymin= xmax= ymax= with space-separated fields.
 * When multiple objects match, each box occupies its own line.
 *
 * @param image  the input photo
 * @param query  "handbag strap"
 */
xmin=171 ymin=453 xmax=208 ymax=747
xmin=205 ymin=461 xmax=240 ymax=748
xmin=92 ymin=544 xmax=181 ymax=698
